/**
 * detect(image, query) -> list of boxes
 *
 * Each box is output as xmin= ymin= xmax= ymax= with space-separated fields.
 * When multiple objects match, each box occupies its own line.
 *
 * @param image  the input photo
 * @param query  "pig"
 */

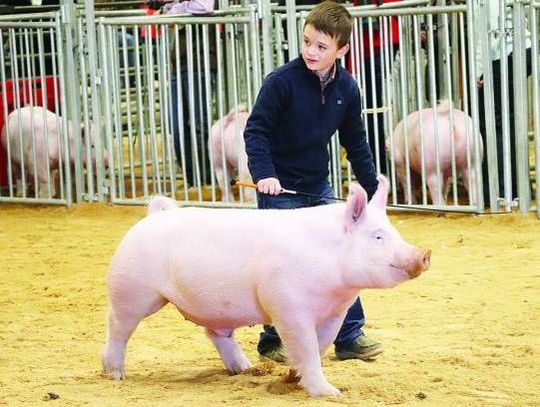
xmin=0 ymin=106 xmax=108 ymax=198
xmin=102 ymin=175 xmax=431 ymax=397
xmin=208 ymin=107 xmax=255 ymax=202
xmin=391 ymin=100 xmax=483 ymax=205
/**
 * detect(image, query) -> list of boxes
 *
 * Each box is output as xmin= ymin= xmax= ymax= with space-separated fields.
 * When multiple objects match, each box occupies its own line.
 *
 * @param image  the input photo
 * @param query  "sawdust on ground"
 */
xmin=0 ymin=203 xmax=539 ymax=406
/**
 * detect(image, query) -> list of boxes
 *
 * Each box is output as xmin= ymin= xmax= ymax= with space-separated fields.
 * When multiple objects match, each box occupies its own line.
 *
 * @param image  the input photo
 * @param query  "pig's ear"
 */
xmin=370 ymin=175 xmax=389 ymax=210
xmin=344 ymin=183 xmax=368 ymax=232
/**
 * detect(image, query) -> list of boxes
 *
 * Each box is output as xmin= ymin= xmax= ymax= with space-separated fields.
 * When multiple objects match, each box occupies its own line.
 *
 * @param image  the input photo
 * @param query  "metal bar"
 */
xmin=531 ymin=3 xmax=540 ymax=218
xmin=173 ymin=24 xmax=188 ymax=199
xmin=63 ymin=0 xmax=84 ymax=203
xmin=285 ymin=0 xmax=298 ymax=59
xmin=77 ymin=17 xmax=94 ymax=199
xmin=109 ymin=25 xmax=125 ymax=199
xmin=99 ymin=21 xmax=117 ymax=202
xmin=0 ymin=21 xmax=56 ymax=28
xmin=55 ymin=12 xmax=72 ymax=206
xmin=466 ymin=0 xmax=485 ymax=211
xmin=99 ymin=16 xmax=251 ymax=26
xmin=441 ymin=13 xmax=458 ymax=205
xmin=512 ymin=0 xmax=531 ymax=212
xmin=412 ymin=14 xmax=427 ymax=204
xmin=349 ymin=5 xmax=467 ymax=18
xmin=0 ymin=12 xmax=58 ymax=22
xmin=498 ymin=0 xmax=512 ymax=209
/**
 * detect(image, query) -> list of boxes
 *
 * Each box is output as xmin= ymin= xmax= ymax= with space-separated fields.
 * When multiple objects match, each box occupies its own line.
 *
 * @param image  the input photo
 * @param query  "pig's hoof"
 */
xmin=305 ymin=382 xmax=341 ymax=397
xmin=227 ymin=359 xmax=253 ymax=374
xmin=110 ymin=370 xmax=126 ymax=381
xmin=103 ymin=367 xmax=126 ymax=380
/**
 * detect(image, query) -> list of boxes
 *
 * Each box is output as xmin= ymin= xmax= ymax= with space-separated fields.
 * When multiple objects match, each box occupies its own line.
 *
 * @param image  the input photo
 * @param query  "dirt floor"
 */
xmin=0 ymin=203 xmax=539 ymax=407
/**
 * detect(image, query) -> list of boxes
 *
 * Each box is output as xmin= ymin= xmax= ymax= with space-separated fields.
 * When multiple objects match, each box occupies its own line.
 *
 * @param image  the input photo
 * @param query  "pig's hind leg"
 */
xmin=205 ymin=328 xmax=252 ymax=374
xmin=215 ymin=163 xmax=235 ymax=202
xmin=102 ymin=281 xmax=168 ymax=380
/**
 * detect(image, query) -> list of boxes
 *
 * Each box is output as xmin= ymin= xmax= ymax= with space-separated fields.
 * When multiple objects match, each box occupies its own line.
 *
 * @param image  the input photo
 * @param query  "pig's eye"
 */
xmin=372 ymin=230 xmax=386 ymax=245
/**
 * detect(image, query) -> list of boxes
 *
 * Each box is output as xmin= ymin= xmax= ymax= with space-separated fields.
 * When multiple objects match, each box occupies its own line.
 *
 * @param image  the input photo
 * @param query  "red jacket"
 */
xmin=353 ymin=0 xmax=402 ymax=56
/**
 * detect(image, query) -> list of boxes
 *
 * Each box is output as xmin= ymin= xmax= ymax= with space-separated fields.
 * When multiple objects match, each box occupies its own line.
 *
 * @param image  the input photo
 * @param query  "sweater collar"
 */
xmin=296 ymin=57 xmax=342 ymax=82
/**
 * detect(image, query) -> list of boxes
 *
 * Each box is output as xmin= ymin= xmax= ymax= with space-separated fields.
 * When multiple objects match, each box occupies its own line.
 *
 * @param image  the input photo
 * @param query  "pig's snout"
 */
xmin=406 ymin=248 xmax=431 ymax=279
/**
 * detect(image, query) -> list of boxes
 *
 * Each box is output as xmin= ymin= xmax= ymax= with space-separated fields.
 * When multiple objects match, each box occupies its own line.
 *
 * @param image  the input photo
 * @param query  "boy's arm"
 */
xmin=338 ymin=85 xmax=379 ymax=200
xmin=244 ymin=75 xmax=286 ymax=187
xmin=159 ymin=0 xmax=215 ymax=14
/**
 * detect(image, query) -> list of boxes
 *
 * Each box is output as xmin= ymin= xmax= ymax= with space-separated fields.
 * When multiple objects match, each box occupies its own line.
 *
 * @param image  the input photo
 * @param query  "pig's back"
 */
xmin=400 ymin=108 xmax=461 ymax=171
xmin=3 ymin=107 xmax=60 ymax=161
xmin=110 ymin=205 xmax=343 ymax=284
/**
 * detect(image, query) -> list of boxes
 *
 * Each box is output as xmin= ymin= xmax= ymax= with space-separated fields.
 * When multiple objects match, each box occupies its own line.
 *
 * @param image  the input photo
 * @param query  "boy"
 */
xmin=244 ymin=1 xmax=383 ymax=362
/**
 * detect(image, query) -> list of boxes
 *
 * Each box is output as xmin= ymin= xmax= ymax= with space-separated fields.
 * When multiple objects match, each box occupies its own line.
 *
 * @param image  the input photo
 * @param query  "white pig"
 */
xmin=391 ymin=100 xmax=483 ymax=205
xmin=208 ymin=107 xmax=255 ymax=202
xmin=0 ymin=106 xmax=108 ymax=198
xmin=102 ymin=175 xmax=431 ymax=397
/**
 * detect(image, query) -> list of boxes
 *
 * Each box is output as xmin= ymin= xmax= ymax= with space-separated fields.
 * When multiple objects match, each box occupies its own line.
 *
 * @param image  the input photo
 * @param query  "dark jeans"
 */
xmin=257 ymin=182 xmax=366 ymax=354
xmin=478 ymin=48 xmax=532 ymax=200
xmin=171 ymin=70 xmax=216 ymax=186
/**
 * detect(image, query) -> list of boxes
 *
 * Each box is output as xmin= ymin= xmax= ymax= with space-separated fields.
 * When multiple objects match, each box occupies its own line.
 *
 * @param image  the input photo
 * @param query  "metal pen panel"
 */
xmin=0 ymin=15 xmax=70 ymax=205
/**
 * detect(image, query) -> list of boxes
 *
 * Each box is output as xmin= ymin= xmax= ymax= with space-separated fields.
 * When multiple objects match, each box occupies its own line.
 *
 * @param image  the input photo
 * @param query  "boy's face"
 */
xmin=302 ymin=23 xmax=349 ymax=76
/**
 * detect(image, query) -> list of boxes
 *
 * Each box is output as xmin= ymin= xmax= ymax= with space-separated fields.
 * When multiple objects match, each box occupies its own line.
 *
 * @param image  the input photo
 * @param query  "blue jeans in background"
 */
xmin=170 ymin=70 xmax=216 ymax=186
xmin=117 ymin=32 xmax=135 ymax=68
xmin=257 ymin=182 xmax=366 ymax=352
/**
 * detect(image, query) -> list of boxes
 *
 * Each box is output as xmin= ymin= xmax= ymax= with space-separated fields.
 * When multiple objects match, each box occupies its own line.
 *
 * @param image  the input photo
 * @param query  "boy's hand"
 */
xmin=257 ymin=178 xmax=282 ymax=195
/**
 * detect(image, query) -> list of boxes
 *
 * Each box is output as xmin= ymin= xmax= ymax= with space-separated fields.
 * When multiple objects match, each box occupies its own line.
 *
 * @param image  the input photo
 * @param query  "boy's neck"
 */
xmin=313 ymin=63 xmax=336 ymax=80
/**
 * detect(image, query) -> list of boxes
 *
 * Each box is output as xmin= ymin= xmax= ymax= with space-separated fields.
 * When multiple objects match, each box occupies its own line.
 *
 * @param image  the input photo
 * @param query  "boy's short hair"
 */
xmin=304 ymin=1 xmax=352 ymax=49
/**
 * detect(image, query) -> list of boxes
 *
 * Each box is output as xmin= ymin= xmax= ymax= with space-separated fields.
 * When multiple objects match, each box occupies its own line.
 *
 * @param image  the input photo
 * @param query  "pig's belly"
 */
xmin=164 ymin=242 xmax=268 ymax=329
xmin=166 ymin=294 xmax=269 ymax=330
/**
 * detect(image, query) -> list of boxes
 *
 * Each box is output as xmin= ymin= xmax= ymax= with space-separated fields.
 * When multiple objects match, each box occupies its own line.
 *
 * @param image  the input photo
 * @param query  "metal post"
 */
xmin=466 ymin=0 xmax=484 ymax=212
xmin=477 ymin=0 xmax=497 ymax=210
xmin=512 ymin=0 xmax=531 ymax=213
xmin=61 ymin=0 xmax=83 ymax=203
xmin=83 ymin=0 xmax=109 ymax=202
xmin=531 ymin=2 xmax=540 ymax=218
xmin=285 ymin=0 xmax=298 ymax=60
xmin=259 ymin=0 xmax=273 ymax=76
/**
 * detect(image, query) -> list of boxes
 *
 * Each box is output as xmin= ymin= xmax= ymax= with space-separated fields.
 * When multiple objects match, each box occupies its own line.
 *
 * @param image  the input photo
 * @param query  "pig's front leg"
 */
xmin=15 ymin=178 xmax=25 ymax=197
xmin=316 ymin=313 xmax=347 ymax=357
xmin=427 ymin=173 xmax=445 ymax=206
xmin=38 ymin=181 xmax=53 ymax=199
xmin=205 ymin=328 xmax=252 ymax=374
xmin=274 ymin=320 xmax=341 ymax=397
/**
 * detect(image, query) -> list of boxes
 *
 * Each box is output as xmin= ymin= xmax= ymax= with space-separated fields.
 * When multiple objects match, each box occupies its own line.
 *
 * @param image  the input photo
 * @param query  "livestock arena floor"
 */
xmin=0 ymin=204 xmax=539 ymax=406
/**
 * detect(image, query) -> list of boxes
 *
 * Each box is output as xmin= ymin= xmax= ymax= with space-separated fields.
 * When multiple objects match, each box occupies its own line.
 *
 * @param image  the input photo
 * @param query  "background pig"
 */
xmin=102 ymin=176 xmax=431 ymax=397
xmin=0 ymin=106 xmax=108 ymax=198
xmin=391 ymin=100 xmax=483 ymax=205
xmin=208 ymin=107 xmax=255 ymax=202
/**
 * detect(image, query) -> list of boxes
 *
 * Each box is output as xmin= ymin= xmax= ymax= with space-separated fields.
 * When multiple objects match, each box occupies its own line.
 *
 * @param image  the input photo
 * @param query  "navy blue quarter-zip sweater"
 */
xmin=244 ymin=57 xmax=379 ymax=199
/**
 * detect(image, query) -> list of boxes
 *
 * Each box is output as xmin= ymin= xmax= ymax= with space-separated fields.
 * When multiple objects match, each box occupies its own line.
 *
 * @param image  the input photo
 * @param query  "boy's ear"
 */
xmin=337 ymin=43 xmax=349 ymax=59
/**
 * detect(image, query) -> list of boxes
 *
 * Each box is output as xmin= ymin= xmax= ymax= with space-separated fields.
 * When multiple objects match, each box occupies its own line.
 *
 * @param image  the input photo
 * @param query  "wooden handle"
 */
xmin=232 ymin=180 xmax=257 ymax=189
